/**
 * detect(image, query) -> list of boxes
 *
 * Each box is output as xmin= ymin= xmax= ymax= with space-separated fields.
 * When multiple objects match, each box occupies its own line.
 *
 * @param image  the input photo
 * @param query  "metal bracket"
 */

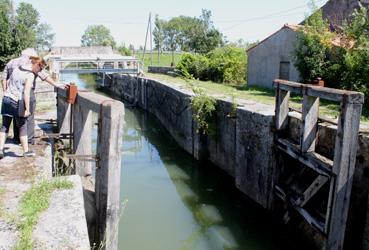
xmin=65 ymin=154 xmax=99 ymax=163
xmin=43 ymin=133 xmax=73 ymax=139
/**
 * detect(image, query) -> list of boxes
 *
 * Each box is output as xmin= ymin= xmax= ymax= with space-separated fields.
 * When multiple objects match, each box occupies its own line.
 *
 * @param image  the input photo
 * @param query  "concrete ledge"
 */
xmin=148 ymin=66 xmax=174 ymax=74
xmin=33 ymin=175 xmax=90 ymax=250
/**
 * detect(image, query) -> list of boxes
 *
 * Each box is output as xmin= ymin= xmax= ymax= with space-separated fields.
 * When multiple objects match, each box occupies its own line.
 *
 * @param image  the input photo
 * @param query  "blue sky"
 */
xmin=14 ymin=0 xmax=329 ymax=48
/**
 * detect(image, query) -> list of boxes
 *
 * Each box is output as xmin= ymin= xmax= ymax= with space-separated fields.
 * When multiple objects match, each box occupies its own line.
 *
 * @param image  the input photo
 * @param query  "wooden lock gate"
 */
xmin=273 ymin=79 xmax=364 ymax=250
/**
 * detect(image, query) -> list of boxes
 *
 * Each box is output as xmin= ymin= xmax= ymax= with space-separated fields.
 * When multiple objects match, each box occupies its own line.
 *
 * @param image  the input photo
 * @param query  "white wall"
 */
xmin=247 ymin=28 xmax=300 ymax=88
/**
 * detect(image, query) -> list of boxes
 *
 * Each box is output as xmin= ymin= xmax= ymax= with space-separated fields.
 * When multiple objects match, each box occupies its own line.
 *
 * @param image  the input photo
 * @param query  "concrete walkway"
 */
xmin=0 ymin=96 xmax=90 ymax=249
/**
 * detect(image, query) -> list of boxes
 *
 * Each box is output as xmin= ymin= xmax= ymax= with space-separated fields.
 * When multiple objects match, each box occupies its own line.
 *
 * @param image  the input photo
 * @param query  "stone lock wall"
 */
xmin=105 ymin=74 xmax=369 ymax=248
xmin=108 ymin=74 xmax=278 ymax=209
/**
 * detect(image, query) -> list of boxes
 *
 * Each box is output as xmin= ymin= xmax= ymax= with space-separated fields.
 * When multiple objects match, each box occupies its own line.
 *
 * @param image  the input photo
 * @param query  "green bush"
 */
xmin=294 ymin=5 xmax=369 ymax=111
xmin=176 ymin=53 xmax=209 ymax=80
xmin=176 ymin=46 xmax=247 ymax=84
xmin=207 ymin=46 xmax=247 ymax=84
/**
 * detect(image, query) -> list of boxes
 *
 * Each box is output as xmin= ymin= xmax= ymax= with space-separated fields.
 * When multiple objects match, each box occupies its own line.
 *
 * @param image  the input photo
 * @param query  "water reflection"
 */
xmin=119 ymin=108 xmax=286 ymax=250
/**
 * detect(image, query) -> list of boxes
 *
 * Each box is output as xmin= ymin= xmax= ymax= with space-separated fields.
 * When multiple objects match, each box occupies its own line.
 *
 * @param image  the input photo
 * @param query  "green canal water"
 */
xmin=61 ymin=73 xmax=307 ymax=250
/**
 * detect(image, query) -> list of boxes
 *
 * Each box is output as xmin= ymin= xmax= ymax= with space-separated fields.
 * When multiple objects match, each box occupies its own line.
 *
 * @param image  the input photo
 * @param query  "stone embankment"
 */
xmin=104 ymin=74 xmax=369 ymax=249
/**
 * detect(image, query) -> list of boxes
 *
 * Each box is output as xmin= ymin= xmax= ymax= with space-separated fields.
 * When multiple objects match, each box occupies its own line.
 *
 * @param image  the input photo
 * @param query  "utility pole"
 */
xmin=142 ymin=12 xmax=151 ymax=64
xmin=149 ymin=12 xmax=153 ymax=66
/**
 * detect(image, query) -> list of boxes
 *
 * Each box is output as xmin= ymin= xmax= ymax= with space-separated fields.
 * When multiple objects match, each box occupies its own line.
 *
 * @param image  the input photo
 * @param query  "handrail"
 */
xmin=273 ymin=79 xmax=364 ymax=104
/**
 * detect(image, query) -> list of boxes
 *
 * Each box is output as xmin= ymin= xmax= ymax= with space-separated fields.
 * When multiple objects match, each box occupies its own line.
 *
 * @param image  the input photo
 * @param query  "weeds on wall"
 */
xmin=53 ymin=139 xmax=75 ymax=176
xmin=190 ymin=86 xmax=216 ymax=134
xmin=227 ymin=92 xmax=238 ymax=119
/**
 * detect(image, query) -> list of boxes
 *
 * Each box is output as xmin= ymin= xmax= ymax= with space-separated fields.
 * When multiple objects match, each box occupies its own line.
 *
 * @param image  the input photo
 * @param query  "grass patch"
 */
xmin=15 ymin=179 xmax=73 ymax=250
xmin=146 ymin=73 xmax=369 ymax=122
xmin=136 ymin=51 xmax=182 ymax=70
xmin=0 ymin=186 xmax=5 ymax=218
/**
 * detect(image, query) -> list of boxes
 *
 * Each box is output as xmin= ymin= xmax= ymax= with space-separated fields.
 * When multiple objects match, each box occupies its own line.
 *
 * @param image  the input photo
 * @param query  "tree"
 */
xmin=16 ymin=2 xmax=38 ymax=28
xmin=294 ymin=9 xmax=334 ymax=83
xmin=153 ymin=14 xmax=164 ymax=52
xmin=15 ymin=2 xmax=40 ymax=50
xmin=36 ymin=23 xmax=55 ymax=51
xmin=0 ymin=3 xmax=14 ymax=68
xmin=117 ymin=43 xmax=132 ymax=56
xmin=162 ymin=19 xmax=181 ymax=65
xmin=294 ymin=4 xmax=369 ymax=111
xmin=159 ymin=10 xmax=224 ymax=55
xmin=0 ymin=1 xmax=54 ymax=68
xmin=81 ymin=25 xmax=116 ymax=48
xmin=340 ymin=5 xmax=369 ymax=104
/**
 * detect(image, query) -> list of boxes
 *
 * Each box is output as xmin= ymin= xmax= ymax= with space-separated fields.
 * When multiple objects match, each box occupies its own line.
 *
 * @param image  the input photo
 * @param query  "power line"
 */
xmin=222 ymin=0 xmax=326 ymax=31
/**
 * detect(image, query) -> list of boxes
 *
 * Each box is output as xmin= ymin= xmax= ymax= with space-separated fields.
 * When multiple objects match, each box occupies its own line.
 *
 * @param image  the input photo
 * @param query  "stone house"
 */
xmin=247 ymin=24 xmax=301 ymax=88
xmin=247 ymin=0 xmax=369 ymax=88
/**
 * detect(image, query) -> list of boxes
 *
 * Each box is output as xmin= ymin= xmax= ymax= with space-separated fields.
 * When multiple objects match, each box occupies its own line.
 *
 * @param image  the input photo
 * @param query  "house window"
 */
xmin=279 ymin=61 xmax=290 ymax=80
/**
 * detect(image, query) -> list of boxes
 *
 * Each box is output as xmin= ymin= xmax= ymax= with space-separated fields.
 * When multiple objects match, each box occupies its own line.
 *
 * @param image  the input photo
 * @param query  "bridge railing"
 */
xmin=56 ymin=85 xmax=124 ymax=250
xmin=50 ymin=58 xmax=143 ymax=76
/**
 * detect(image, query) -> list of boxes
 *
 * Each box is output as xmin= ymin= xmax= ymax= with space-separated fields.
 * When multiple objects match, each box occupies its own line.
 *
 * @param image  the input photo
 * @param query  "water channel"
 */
xmin=61 ymin=73 xmax=307 ymax=250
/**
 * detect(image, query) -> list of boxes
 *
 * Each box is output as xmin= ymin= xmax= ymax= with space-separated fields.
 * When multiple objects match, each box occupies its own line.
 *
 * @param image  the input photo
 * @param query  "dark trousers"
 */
xmin=13 ymin=97 xmax=36 ymax=143
xmin=27 ymin=112 xmax=35 ymax=141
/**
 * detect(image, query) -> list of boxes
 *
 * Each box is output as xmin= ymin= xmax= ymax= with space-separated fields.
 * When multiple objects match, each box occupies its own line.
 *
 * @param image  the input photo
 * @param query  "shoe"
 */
xmin=0 ymin=149 xmax=4 ymax=159
xmin=23 ymin=151 xmax=35 ymax=157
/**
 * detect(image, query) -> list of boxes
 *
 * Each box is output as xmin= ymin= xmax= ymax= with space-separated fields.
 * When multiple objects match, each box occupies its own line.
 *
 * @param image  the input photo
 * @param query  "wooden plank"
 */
xmin=301 ymin=95 xmax=319 ymax=152
xmin=295 ymin=175 xmax=329 ymax=207
xmin=273 ymin=80 xmax=303 ymax=94
xmin=73 ymin=102 xmax=93 ymax=177
xmin=273 ymin=79 xmax=364 ymax=104
xmin=56 ymin=86 xmax=119 ymax=114
xmin=324 ymin=103 xmax=362 ymax=250
xmin=296 ymin=207 xmax=325 ymax=233
xmin=275 ymin=87 xmax=290 ymax=131
xmin=56 ymin=94 xmax=71 ymax=134
xmin=277 ymin=138 xmax=333 ymax=177
xmin=77 ymin=91 xmax=117 ymax=114
xmin=95 ymin=101 xmax=124 ymax=250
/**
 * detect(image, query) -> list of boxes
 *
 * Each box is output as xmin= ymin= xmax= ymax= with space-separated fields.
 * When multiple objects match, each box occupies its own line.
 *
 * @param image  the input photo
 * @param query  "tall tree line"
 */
xmin=0 ymin=0 xmax=55 ymax=69
xmin=153 ymin=9 xmax=224 ymax=55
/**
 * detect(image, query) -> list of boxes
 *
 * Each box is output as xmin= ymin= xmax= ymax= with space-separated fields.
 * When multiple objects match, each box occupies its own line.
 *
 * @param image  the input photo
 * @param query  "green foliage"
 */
xmin=117 ymin=43 xmax=132 ymax=56
xmin=294 ymin=9 xmax=334 ymax=83
xmin=0 ymin=1 xmax=55 ymax=68
xmin=16 ymin=2 xmax=39 ymax=28
xmin=0 ymin=3 xmax=14 ymax=68
xmin=295 ymin=4 xmax=369 ymax=111
xmin=176 ymin=53 xmax=209 ymax=80
xmin=176 ymin=46 xmax=247 ymax=84
xmin=154 ymin=10 xmax=224 ymax=56
xmin=207 ymin=46 xmax=247 ymax=84
xmin=153 ymin=14 xmax=164 ymax=52
xmin=341 ymin=6 xmax=369 ymax=111
xmin=81 ymin=24 xmax=116 ymax=48
xmin=190 ymin=86 xmax=216 ymax=134
xmin=15 ymin=179 xmax=73 ymax=250
xmin=36 ymin=23 xmax=55 ymax=51
xmin=15 ymin=2 xmax=39 ymax=49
